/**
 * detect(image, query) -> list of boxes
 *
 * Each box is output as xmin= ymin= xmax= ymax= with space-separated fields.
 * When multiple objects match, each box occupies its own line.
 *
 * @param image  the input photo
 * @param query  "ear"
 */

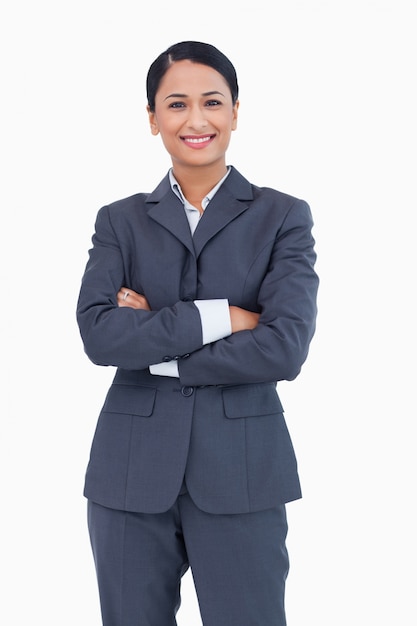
xmin=231 ymin=100 xmax=239 ymax=131
xmin=147 ymin=105 xmax=159 ymax=136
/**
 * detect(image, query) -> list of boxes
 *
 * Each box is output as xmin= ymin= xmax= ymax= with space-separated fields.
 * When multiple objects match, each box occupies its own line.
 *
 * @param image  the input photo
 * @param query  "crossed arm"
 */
xmin=78 ymin=198 xmax=318 ymax=385
xmin=116 ymin=288 xmax=260 ymax=333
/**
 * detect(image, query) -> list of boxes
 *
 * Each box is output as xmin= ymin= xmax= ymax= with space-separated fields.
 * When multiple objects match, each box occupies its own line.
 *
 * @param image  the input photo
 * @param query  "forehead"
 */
xmin=156 ymin=59 xmax=231 ymax=99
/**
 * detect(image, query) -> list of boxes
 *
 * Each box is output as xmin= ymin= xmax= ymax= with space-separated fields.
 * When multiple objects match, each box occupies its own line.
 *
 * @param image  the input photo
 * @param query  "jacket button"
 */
xmin=181 ymin=386 xmax=194 ymax=397
xmin=162 ymin=356 xmax=173 ymax=362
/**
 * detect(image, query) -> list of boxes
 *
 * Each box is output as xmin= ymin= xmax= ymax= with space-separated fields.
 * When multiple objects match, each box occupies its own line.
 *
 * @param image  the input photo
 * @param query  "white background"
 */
xmin=1 ymin=1 xmax=416 ymax=624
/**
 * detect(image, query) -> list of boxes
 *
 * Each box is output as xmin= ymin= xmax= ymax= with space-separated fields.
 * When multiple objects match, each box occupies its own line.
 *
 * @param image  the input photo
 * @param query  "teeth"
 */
xmin=185 ymin=136 xmax=211 ymax=143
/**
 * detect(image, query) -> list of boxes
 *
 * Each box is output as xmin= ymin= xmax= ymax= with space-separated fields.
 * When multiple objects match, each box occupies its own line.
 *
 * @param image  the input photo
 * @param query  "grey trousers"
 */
xmin=87 ymin=493 xmax=289 ymax=626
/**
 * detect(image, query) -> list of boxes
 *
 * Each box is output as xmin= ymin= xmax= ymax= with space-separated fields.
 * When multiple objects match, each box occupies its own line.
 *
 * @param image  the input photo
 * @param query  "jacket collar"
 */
xmin=146 ymin=166 xmax=253 ymax=257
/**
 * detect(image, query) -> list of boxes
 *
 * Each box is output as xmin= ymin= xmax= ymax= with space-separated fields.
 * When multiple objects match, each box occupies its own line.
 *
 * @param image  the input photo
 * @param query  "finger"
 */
xmin=117 ymin=289 xmax=131 ymax=305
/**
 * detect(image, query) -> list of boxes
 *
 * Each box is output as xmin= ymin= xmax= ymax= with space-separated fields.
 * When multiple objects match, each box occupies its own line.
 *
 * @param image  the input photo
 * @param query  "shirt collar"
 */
xmin=169 ymin=167 xmax=231 ymax=211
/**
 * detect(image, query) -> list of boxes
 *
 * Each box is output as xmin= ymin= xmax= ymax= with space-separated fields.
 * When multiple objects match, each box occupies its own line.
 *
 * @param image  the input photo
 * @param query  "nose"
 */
xmin=186 ymin=105 xmax=208 ymax=131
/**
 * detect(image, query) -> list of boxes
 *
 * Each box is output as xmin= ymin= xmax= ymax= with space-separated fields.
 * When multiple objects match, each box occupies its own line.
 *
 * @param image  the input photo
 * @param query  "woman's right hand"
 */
xmin=229 ymin=306 xmax=260 ymax=333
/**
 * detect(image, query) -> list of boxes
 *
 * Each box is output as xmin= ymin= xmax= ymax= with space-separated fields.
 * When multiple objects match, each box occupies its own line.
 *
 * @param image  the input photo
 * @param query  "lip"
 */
xmin=180 ymin=134 xmax=215 ymax=149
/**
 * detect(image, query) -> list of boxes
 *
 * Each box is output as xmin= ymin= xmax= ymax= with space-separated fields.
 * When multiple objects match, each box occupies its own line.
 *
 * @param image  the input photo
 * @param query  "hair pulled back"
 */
xmin=146 ymin=41 xmax=239 ymax=112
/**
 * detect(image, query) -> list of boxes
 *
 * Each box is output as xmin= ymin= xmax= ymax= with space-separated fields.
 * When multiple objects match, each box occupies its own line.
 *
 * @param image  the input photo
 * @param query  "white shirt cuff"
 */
xmin=149 ymin=299 xmax=231 ymax=377
xmin=149 ymin=361 xmax=180 ymax=377
xmin=194 ymin=298 xmax=231 ymax=345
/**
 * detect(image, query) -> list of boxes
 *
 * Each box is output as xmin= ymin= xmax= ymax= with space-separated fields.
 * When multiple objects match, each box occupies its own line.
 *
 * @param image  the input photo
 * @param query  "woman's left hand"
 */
xmin=117 ymin=287 xmax=151 ymax=310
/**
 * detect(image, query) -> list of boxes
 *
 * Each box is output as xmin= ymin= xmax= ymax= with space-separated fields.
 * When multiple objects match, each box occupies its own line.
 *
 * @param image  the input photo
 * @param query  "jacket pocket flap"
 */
xmin=102 ymin=384 xmax=156 ymax=417
xmin=222 ymin=383 xmax=284 ymax=419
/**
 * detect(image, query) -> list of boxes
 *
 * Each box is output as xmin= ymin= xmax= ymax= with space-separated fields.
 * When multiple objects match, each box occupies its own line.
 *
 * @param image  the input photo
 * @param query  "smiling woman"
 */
xmin=76 ymin=40 xmax=319 ymax=626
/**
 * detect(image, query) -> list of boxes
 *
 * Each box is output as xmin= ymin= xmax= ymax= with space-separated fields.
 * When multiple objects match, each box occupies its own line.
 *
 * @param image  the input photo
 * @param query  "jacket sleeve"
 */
xmin=178 ymin=199 xmax=319 ymax=386
xmin=76 ymin=205 xmax=204 ymax=370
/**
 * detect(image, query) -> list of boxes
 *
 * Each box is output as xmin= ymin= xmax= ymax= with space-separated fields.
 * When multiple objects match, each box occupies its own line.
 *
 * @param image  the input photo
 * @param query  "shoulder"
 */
xmin=228 ymin=166 xmax=308 ymax=205
xmin=228 ymin=167 xmax=312 ymax=224
xmin=104 ymin=191 xmax=150 ymax=215
xmin=252 ymin=183 xmax=307 ymax=208
xmin=96 ymin=172 xmax=171 ymax=223
xmin=92 ymin=193 xmax=150 ymax=236
xmin=253 ymin=184 xmax=312 ymax=222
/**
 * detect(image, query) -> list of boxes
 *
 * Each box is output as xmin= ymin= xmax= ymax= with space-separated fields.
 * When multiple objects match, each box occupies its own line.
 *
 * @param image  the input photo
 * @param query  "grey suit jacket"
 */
xmin=76 ymin=166 xmax=319 ymax=514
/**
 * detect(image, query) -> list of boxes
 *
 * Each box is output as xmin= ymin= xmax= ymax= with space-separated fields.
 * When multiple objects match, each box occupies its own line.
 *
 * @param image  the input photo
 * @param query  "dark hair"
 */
xmin=146 ymin=41 xmax=239 ymax=112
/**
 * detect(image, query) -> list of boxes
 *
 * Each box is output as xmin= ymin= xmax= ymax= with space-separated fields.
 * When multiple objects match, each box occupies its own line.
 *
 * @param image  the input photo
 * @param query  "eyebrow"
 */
xmin=163 ymin=90 xmax=226 ymax=101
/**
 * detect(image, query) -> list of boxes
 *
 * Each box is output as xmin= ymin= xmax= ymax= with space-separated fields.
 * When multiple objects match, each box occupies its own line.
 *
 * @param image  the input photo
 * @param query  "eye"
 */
xmin=168 ymin=101 xmax=186 ymax=109
xmin=205 ymin=99 xmax=222 ymax=107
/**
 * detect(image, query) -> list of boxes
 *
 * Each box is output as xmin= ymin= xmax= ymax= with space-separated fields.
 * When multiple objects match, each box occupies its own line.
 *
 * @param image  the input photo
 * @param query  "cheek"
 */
xmin=157 ymin=118 xmax=178 ymax=137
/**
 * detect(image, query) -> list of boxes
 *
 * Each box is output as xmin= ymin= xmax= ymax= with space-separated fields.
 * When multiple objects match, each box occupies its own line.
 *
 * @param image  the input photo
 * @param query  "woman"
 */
xmin=77 ymin=41 xmax=319 ymax=626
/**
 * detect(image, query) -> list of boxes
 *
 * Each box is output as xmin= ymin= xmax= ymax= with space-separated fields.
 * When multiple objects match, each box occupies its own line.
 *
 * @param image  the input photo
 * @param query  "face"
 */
xmin=148 ymin=60 xmax=239 ymax=173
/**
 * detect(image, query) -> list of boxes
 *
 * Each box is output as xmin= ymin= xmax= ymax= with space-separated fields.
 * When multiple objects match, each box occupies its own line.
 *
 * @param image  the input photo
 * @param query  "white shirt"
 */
xmin=149 ymin=169 xmax=232 ymax=378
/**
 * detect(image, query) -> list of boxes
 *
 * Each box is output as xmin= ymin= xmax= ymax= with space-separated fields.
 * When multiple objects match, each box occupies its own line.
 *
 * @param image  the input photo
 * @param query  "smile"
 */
xmin=181 ymin=134 xmax=215 ymax=148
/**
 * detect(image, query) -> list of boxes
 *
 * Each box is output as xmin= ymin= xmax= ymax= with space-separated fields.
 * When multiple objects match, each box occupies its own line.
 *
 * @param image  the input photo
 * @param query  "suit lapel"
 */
xmin=192 ymin=167 xmax=253 ymax=258
xmin=145 ymin=168 xmax=254 ymax=258
xmin=146 ymin=176 xmax=195 ymax=255
xmin=192 ymin=192 xmax=249 ymax=258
